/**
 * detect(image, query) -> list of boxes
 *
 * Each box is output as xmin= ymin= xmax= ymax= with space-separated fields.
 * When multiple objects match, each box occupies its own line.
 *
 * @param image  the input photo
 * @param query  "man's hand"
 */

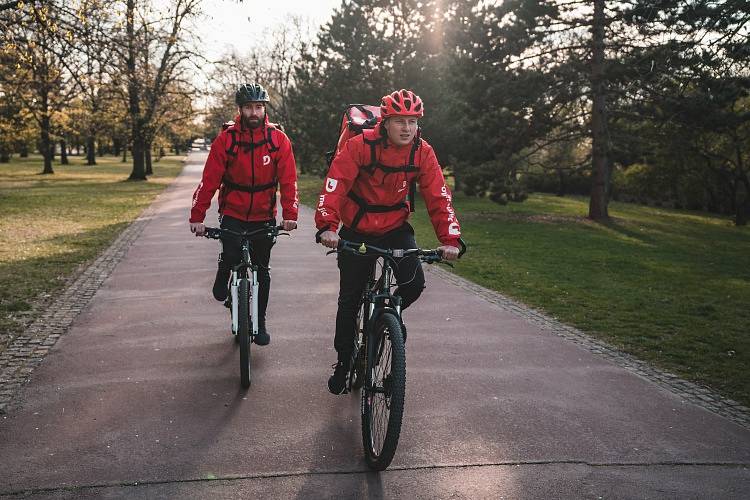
xmin=281 ymin=220 xmax=297 ymax=231
xmin=437 ymin=245 xmax=459 ymax=261
xmin=190 ymin=222 xmax=206 ymax=236
xmin=319 ymin=230 xmax=339 ymax=249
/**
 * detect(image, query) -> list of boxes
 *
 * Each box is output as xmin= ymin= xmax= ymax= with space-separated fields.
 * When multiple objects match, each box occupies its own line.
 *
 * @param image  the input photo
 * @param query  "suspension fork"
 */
xmin=230 ymin=240 xmax=258 ymax=335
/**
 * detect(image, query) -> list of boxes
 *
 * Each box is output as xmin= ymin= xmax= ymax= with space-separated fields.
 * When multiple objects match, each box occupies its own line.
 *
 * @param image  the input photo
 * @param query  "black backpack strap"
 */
xmin=362 ymin=136 xmax=382 ymax=174
xmin=223 ymin=177 xmax=278 ymax=193
xmin=266 ymin=126 xmax=279 ymax=153
xmin=347 ymin=190 xmax=408 ymax=230
xmin=225 ymin=129 xmax=239 ymax=157
xmin=407 ymin=138 xmax=420 ymax=212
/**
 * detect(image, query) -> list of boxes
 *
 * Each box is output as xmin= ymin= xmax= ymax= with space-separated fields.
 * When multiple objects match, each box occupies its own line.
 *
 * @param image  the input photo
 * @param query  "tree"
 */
xmin=116 ymin=0 xmax=203 ymax=180
xmin=1 ymin=1 xmax=81 ymax=173
xmin=287 ymin=0 xmax=451 ymax=173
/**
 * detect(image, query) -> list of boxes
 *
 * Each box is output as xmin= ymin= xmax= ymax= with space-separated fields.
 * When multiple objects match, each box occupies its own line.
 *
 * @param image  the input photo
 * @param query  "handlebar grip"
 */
xmin=315 ymin=226 xmax=330 ymax=244
xmin=457 ymin=237 xmax=467 ymax=258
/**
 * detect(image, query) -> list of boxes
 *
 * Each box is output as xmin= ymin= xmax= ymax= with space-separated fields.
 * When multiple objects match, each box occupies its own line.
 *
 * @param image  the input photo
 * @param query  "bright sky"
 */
xmin=196 ymin=0 xmax=343 ymax=61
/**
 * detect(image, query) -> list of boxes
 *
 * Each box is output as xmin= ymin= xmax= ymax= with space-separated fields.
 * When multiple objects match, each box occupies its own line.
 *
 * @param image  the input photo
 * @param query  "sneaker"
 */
xmin=328 ymin=359 xmax=350 ymax=395
xmin=212 ymin=266 xmax=230 ymax=302
xmin=254 ymin=324 xmax=270 ymax=346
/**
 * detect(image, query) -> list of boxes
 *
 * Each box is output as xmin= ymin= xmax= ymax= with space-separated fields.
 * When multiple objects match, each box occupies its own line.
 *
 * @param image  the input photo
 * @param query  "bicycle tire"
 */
xmin=349 ymin=300 xmax=367 ymax=391
xmin=361 ymin=312 xmax=405 ymax=470
xmin=238 ymin=279 xmax=251 ymax=388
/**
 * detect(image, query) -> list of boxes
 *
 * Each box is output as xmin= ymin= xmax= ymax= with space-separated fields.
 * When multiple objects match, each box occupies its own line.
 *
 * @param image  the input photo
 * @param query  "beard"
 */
xmin=241 ymin=115 xmax=263 ymax=129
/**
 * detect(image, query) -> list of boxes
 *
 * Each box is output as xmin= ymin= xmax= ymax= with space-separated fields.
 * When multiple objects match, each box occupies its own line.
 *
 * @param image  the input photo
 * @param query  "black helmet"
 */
xmin=235 ymin=83 xmax=269 ymax=105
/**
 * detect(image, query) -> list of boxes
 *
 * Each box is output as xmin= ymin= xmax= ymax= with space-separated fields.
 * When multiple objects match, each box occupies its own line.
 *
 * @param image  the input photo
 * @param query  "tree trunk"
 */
xmin=735 ymin=176 xmax=749 ymax=226
xmin=60 ymin=139 xmax=69 ymax=165
xmin=145 ymin=142 xmax=153 ymax=176
xmin=588 ymin=0 xmax=609 ymax=220
xmin=126 ymin=0 xmax=147 ymax=181
xmin=86 ymin=135 xmax=96 ymax=165
xmin=556 ymin=168 xmax=567 ymax=196
xmin=0 ymin=150 xmax=9 ymax=163
xmin=40 ymin=111 xmax=54 ymax=174
xmin=76 ymin=143 xmax=81 ymax=155
xmin=20 ymin=143 xmax=28 ymax=157
xmin=123 ymin=146 xmax=128 ymax=163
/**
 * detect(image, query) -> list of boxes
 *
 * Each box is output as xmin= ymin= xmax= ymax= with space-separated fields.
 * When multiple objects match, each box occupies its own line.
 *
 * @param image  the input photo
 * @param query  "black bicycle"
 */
xmin=203 ymin=224 xmax=286 ymax=388
xmin=330 ymin=238 xmax=466 ymax=470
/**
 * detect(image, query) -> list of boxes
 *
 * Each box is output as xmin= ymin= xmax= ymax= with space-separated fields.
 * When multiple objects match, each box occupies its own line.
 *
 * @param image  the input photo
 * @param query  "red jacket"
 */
xmin=315 ymin=126 xmax=461 ymax=246
xmin=190 ymin=115 xmax=298 ymax=223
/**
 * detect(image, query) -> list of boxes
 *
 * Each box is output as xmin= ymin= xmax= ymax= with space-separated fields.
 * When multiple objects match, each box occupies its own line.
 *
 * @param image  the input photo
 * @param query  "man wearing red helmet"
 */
xmin=315 ymin=89 xmax=461 ymax=394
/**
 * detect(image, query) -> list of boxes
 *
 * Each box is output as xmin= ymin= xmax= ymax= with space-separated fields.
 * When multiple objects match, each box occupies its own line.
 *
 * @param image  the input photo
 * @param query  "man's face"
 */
xmin=383 ymin=115 xmax=418 ymax=146
xmin=239 ymin=102 xmax=265 ymax=128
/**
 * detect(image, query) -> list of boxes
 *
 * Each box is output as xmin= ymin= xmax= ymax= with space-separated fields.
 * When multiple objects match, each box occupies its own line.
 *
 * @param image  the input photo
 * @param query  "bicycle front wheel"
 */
xmin=237 ymin=279 xmax=251 ymax=389
xmin=361 ymin=312 xmax=405 ymax=470
xmin=349 ymin=299 xmax=367 ymax=391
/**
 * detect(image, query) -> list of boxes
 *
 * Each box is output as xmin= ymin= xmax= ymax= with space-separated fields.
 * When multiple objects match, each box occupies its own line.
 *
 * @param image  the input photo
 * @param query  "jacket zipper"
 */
xmin=246 ymin=137 xmax=255 ymax=220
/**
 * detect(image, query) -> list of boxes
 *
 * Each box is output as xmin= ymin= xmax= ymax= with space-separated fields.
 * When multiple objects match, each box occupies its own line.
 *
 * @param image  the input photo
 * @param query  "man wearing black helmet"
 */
xmin=189 ymin=83 xmax=299 ymax=346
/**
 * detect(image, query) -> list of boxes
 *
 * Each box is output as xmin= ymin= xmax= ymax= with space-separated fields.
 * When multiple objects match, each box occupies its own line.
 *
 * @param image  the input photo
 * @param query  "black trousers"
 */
xmin=334 ymin=223 xmax=425 ymax=360
xmin=218 ymin=215 xmax=275 ymax=326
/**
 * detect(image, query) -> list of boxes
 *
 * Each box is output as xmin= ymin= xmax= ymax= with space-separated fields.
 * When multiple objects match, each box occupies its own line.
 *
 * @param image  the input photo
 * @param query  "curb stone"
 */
xmin=0 ymin=190 xmax=163 ymax=414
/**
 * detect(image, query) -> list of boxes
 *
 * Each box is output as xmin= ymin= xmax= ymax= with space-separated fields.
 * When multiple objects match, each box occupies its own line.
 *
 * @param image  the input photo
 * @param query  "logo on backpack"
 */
xmin=326 ymin=178 xmax=338 ymax=193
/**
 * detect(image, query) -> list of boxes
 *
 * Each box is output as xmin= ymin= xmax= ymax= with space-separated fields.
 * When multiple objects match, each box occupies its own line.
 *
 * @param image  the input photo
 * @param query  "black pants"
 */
xmin=219 ymin=215 xmax=275 ymax=326
xmin=334 ymin=223 xmax=425 ymax=360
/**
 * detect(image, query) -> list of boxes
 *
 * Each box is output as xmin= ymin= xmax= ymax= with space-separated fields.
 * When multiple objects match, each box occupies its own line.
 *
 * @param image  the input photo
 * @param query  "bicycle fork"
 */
xmin=230 ymin=269 xmax=259 ymax=336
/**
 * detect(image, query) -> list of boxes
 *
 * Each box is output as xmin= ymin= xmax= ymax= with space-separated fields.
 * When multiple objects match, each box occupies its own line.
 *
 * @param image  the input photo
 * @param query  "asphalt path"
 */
xmin=1 ymin=152 xmax=748 ymax=499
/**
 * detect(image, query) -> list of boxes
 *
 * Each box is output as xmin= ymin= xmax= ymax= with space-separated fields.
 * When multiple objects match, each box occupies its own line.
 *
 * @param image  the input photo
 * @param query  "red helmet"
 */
xmin=380 ymin=89 xmax=424 ymax=118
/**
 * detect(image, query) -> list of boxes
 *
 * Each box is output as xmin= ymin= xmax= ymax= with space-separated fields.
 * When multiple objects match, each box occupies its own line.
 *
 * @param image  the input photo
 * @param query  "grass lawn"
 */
xmin=0 ymin=153 xmax=184 ymax=350
xmin=297 ymin=174 xmax=750 ymax=406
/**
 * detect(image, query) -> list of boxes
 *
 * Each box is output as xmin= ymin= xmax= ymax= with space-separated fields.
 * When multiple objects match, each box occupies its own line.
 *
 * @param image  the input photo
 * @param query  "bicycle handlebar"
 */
xmin=328 ymin=239 xmax=465 ymax=266
xmin=202 ymin=224 xmax=287 ymax=241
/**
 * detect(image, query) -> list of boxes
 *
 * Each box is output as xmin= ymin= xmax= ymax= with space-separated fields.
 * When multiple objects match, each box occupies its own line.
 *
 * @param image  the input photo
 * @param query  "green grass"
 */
xmin=298 ymin=175 xmax=750 ymax=406
xmin=0 ymin=154 xmax=184 ymax=349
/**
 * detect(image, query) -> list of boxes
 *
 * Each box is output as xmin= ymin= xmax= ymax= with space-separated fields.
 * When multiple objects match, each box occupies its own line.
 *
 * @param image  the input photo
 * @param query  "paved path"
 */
xmin=1 ymin=153 xmax=748 ymax=499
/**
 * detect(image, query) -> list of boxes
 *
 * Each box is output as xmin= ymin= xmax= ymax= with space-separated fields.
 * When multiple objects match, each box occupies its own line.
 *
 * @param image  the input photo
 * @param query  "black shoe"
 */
xmin=212 ymin=266 xmax=230 ymax=301
xmin=254 ymin=324 xmax=270 ymax=346
xmin=328 ymin=359 xmax=350 ymax=395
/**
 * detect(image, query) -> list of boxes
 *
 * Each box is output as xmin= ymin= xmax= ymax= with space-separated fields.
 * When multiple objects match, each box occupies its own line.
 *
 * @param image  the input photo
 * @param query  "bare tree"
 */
xmin=115 ymin=0 xmax=203 ymax=180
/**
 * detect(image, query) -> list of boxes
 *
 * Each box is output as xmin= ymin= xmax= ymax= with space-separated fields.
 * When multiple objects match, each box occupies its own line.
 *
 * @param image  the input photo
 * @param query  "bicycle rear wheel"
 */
xmin=237 ymin=279 xmax=251 ymax=388
xmin=361 ymin=312 xmax=405 ymax=470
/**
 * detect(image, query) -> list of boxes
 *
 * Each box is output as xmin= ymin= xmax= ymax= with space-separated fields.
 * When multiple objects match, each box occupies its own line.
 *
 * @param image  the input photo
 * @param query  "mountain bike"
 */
xmin=330 ymin=238 xmax=466 ymax=470
xmin=203 ymin=224 xmax=286 ymax=388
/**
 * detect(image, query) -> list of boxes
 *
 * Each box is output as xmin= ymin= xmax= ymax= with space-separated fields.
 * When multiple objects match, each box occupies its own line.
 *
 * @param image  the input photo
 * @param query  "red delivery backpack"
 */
xmin=325 ymin=104 xmax=381 ymax=167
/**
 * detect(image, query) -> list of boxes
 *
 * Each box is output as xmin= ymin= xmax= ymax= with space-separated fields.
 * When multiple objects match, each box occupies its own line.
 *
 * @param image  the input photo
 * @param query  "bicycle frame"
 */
xmin=230 ymin=240 xmax=259 ymax=337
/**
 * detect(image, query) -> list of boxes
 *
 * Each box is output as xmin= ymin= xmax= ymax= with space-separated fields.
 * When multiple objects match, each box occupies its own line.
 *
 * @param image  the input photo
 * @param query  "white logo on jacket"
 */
xmin=326 ymin=178 xmax=338 ymax=193
xmin=448 ymin=222 xmax=460 ymax=236
xmin=263 ymin=155 xmax=271 ymax=166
